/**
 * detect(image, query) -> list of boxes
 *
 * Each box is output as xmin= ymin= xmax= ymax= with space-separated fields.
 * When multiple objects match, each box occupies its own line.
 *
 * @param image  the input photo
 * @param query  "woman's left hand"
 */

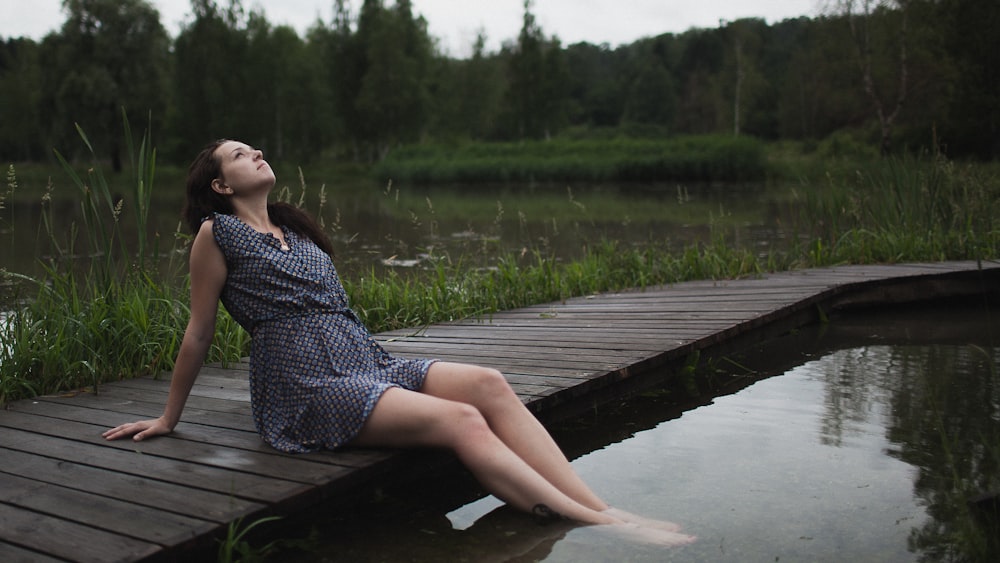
xmin=102 ymin=416 xmax=173 ymax=442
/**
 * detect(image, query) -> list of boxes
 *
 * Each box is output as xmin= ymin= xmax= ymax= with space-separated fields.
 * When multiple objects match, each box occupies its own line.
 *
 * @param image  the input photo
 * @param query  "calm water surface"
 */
xmin=282 ymin=306 xmax=998 ymax=562
xmin=1 ymin=180 xmax=791 ymax=283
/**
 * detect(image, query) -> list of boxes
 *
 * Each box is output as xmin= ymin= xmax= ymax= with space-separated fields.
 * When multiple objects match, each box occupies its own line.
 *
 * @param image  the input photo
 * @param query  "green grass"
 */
xmin=786 ymin=154 xmax=999 ymax=266
xmin=374 ymin=135 xmax=768 ymax=185
xmin=345 ymin=238 xmax=765 ymax=334
xmin=0 ymin=117 xmax=248 ymax=404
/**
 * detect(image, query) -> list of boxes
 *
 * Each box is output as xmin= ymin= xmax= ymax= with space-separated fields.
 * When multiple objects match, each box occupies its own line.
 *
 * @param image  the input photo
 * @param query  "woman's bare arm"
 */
xmin=103 ymin=219 xmax=227 ymax=441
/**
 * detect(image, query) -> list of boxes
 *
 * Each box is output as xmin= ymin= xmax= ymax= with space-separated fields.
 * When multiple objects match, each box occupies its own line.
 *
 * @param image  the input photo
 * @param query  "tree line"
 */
xmin=0 ymin=0 xmax=996 ymax=169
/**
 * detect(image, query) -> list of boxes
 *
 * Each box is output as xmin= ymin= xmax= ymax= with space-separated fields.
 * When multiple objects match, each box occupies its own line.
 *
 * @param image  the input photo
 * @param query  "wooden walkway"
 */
xmin=1 ymin=261 xmax=997 ymax=562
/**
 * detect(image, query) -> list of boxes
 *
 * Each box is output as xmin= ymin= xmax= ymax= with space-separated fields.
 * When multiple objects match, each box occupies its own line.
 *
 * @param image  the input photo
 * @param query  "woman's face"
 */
xmin=212 ymin=140 xmax=275 ymax=195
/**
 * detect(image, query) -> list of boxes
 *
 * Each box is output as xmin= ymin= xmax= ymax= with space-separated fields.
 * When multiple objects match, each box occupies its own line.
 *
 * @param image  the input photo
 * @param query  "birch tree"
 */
xmin=833 ymin=0 xmax=910 ymax=155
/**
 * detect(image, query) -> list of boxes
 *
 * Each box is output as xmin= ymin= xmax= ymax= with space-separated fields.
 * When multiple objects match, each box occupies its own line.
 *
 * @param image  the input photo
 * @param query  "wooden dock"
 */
xmin=1 ymin=261 xmax=997 ymax=562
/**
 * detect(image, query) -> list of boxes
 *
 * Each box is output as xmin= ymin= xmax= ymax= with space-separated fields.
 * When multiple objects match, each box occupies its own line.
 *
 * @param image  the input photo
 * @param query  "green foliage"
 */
xmin=789 ymin=154 xmax=1000 ymax=265
xmin=816 ymin=130 xmax=881 ymax=160
xmin=0 ymin=269 xmax=182 ymax=402
xmin=0 ymin=120 xmax=245 ymax=405
xmin=374 ymin=135 xmax=768 ymax=184
xmin=1 ymin=1 xmax=998 ymax=161
xmin=38 ymin=0 xmax=170 ymax=168
xmin=217 ymin=515 xmax=283 ymax=563
xmin=498 ymin=0 xmax=569 ymax=140
xmin=358 ymin=147 xmax=998 ymax=337
xmin=346 ymin=237 xmax=763 ymax=334
xmin=354 ymin=0 xmax=434 ymax=157
xmin=427 ymin=34 xmax=505 ymax=141
xmin=0 ymin=39 xmax=44 ymax=160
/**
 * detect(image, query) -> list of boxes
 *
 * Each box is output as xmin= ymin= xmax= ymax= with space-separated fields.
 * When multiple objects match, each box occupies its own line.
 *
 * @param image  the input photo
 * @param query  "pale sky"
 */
xmin=1 ymin=0 xmax=822 ymax=56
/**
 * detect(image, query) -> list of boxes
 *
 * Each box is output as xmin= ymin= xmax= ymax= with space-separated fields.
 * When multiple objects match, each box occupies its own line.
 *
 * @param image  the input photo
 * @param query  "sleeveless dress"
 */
xmin=210 ymin=213 xmax=435 ymax=453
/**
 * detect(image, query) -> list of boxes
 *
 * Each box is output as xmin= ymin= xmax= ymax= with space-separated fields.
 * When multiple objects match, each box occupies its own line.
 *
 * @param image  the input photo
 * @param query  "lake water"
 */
xmin=0 ymin=179 xmax=791 ymax=284
xmin=277 ymin=305 xmax=998 ymax=562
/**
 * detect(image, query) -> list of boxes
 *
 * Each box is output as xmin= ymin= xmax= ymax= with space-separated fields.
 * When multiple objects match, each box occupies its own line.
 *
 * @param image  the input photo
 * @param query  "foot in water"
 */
xmin=596 ymin=522 xmax=697 ymax=547
xmin=601 ymin=507 xmax=685 ymax=533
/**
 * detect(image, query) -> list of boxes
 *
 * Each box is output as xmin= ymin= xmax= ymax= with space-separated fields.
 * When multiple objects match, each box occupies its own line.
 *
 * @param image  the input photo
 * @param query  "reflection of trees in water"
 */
xmin=815 ymin=343 xmax=999 ymax=560
xmin=888 ymin=345 xmax=999 ymax=561
xmin=815 ymin=346 xmax=895 ymax=447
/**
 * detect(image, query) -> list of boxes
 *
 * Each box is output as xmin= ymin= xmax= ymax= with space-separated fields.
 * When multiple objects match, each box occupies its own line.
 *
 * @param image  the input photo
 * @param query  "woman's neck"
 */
xmin=231 ymin=200 xmax=274 ymax=231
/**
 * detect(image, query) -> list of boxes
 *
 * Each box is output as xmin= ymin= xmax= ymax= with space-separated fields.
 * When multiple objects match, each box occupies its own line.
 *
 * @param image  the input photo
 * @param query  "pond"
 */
xmin=0 ymin=177 xmax=793 ymax=284
xmin=273 ymin=304 xmax=998 ymax=562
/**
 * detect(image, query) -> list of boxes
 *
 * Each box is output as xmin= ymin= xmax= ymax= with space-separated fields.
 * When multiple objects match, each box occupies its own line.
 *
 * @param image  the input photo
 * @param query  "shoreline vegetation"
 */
xmin=1 ymin=133 xmax=998 ymax=406
xmin=373 ymin=135 xmax=768 ymax=184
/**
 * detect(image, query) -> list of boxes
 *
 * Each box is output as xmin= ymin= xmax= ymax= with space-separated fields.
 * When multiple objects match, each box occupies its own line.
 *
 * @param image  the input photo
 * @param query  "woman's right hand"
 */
xmin=102 ymin=417 xmax=174 ymax=442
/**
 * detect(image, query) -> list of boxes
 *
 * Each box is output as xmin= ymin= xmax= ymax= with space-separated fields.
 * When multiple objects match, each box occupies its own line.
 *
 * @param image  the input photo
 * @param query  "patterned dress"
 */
xmin=211 ymin=213 xmax=435 ymax=453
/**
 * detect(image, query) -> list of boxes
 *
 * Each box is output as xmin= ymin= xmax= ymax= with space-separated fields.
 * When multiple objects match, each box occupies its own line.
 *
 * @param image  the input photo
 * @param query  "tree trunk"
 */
xmin=846 ymin=0 xmax=909 ymax=156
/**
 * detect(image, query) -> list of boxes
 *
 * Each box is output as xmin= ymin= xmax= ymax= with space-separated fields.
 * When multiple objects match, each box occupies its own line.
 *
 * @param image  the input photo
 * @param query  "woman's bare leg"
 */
xmin=419 ymin=362 xmax=609 ymax=510
xmin=351 ymin=386 xmax=618 ymax=525
xmin=353 ymin=385 xmax=696 ymax=546
xmin=420 ymin=362 xmax=685 ymax=533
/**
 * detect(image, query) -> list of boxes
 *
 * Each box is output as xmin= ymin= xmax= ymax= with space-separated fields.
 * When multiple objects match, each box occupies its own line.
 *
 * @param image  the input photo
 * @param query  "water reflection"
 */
xmin=280 ymin=305 xmax=998 ymax=562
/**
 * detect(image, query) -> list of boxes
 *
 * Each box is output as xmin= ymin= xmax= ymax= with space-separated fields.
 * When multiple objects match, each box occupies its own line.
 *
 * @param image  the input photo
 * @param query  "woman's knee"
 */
xmin=472 ymin=366 xmax=517 ymax=400
xmin=423 ymin=362 xmax=519 ymax=411
xmin=436 ymin=402 xmax=493 ymax=445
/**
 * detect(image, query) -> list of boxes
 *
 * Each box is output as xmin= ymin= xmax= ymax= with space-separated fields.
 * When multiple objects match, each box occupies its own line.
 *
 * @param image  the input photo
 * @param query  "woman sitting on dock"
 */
xmin=103 ymin=139 xmax=695 ymax=547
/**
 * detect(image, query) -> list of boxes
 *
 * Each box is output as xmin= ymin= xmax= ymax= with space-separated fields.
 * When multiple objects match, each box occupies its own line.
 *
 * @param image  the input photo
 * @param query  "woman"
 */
xmin=103 ymin=140 xmax=694 ymax=546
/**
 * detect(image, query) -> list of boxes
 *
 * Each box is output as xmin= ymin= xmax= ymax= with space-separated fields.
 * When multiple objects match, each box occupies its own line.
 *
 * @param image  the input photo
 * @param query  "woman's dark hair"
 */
xmin=268 ymin=202 xmax=335 ymax=257
xmin=181 ymin=139 xmax=335 ymax=256
xmin=182 ymin=139 xmax=232 ymax=234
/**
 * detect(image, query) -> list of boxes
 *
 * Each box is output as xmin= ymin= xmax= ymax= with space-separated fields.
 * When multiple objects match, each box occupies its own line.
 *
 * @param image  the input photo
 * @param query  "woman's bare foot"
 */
xmin=601 ymin=507 xmax=684 ymax=533
xmin=594 ymin=522 xmax=696 ymax=547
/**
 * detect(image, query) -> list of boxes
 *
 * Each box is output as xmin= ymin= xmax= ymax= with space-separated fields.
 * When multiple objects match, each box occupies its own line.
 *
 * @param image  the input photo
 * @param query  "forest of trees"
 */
xmin=0 ymin=0 xmax=997 ymax=168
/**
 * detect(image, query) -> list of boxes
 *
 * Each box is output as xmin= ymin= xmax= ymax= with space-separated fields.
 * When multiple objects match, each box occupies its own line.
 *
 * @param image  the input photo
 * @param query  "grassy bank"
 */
xmin=1 ymin=136 xmax=998 ymax=405
xmin=788 ymin=155 xmax=999 ymax=266
xmin=374 ymin=135 xmax=768 ymax=185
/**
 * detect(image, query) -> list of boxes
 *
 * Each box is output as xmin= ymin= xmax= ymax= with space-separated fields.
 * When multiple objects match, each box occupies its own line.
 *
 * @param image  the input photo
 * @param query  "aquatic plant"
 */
xmin=0 ymin=117 xmax=245 ymax=405
xmin=374 ymin=135 xmax=768 ymax=185
xmin=788 ymin=153 xmax=999 ymax=266
xmin=217 ymin=515 xmax=283 ymax=563
xmin=346 ymin=236 xmax=763 ymax=334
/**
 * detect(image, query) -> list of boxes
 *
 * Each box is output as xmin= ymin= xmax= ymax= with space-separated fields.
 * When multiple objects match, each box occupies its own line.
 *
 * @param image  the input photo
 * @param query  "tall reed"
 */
xmin=788 ymin=154 xmax=998 ymax=266
xmin=346 ymin=236 xmax=764 ymax=334
xmin=374 ymin=135 xmax=768 ymax=185
xmin=0 ymin=115 xmax=245 ymax=405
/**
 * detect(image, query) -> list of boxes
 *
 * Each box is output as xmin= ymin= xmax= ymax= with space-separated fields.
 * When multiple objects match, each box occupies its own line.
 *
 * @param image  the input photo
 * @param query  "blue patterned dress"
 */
xmin=210 ymin=213 xmax=435 ymax=453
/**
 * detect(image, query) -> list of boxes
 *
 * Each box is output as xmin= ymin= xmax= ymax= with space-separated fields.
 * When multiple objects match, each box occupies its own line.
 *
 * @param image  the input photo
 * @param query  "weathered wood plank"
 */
xmin=0 ymin=447 xmax=265 ymax=522
xmin=0 ymin=411 xmax=353 ymax=485
xmin=0 ymin=541 xmax=65 ymax=563
xmin=0 ymin=428 xmax=312 ymax=503
xmin=8 ymin=399 xmax=395 ymax=470
xmin=379 ymin=325 xmax=715 ymax=344
xmin=45 ymin=384 xmax=253 ymax=416
xmin=0 ymin=473 xmax=214 ymax=546
xmin=33 ymin=393 xmax=259 ymax=432
xmin=0 ymin=503 xmax=161 ymax=563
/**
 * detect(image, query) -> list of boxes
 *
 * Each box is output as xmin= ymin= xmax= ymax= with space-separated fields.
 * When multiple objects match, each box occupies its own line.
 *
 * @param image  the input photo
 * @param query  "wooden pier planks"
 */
xmin=1 ymin=261 xmax=997 ymax=561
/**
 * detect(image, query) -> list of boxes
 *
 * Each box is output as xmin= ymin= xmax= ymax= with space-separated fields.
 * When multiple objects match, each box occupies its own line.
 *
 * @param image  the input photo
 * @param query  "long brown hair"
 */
xmin=181 ymin=139 xmax=335 ymax=256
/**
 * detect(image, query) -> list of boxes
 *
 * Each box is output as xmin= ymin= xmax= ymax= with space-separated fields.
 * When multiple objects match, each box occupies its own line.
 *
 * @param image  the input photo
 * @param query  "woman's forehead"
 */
xmin=216 ymin=140 xmax=251 ymax=158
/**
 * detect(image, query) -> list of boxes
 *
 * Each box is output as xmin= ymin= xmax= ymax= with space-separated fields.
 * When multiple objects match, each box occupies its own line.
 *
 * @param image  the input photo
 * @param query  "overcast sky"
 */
xmin=2 ymin=0 xmax=823 ymax=56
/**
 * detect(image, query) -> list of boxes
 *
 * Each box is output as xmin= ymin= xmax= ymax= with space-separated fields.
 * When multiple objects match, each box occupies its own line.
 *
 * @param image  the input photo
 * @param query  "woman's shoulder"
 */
xmin=198 ymin=213 xmax=238 ymax=253
xmin=204 ymin=212 xmax=240 ymax=235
